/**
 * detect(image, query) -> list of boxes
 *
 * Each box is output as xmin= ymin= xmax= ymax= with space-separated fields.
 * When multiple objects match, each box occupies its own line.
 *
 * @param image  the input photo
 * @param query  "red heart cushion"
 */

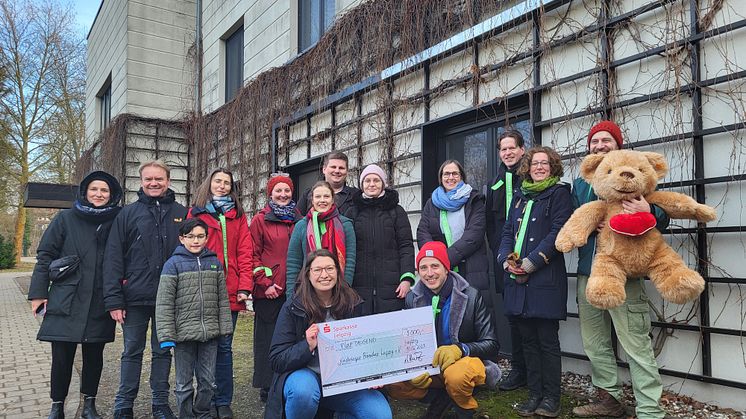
xmin=608 ymin=212 xmax=657 ymax=236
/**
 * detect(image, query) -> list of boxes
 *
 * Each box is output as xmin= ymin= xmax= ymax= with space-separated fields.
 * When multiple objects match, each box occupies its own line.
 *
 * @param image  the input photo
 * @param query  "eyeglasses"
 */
xmin=530 ymin=161 xmax=550 ymax=168
xmin=310 ymin=266 xmax=336 ymax=275
xmin=441 ymin=171 xmax=461 ymax=179
xmin=182 ymin=234 xmax=207 ymax=240
xmin=270 ymin=172 xmax=290 ymax=178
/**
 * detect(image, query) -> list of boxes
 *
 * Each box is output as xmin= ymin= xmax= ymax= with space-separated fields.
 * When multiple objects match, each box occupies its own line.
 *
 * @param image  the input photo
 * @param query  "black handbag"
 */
xmin=48 ymin=255 xmax=81 ymax=282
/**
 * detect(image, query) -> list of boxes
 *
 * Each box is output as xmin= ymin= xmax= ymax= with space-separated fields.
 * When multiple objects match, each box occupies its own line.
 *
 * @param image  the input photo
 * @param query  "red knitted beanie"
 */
xmin=416 ymin=241 xmax=451 ymax=271
xmin=588 ymin=120 xmax=624 ymax=149
xmin=267 ymin=175 xmax=294 ymax=197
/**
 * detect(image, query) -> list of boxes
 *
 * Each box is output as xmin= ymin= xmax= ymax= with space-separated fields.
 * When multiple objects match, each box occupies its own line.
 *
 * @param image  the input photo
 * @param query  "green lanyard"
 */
xmin=438 ymin=211 xmax=459 ymax=273
xmin=311 ymin=211 xmax=323 ymax=249
xmin=490 ymin=172 xmax=513 ymax=215
xmin=513 ymin=200 xmax=534 ymax=255
xmin=505 ymin=172 xmax=513 ymax=214
xmin=218 ymin=214 xmax=229 ymax=271
xmin=431 ymin=295 xmax=441 ymax=318
xmin=510 ymin=200 xmax=534 ymax=279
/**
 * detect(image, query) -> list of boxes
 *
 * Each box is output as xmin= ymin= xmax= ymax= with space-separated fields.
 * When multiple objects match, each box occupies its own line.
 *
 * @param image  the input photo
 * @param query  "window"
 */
xmin=98 ymin=77 xmax=111 ymax=132
xmin=299 ymin=0 xmax=335 ymax=51
xmin=224 ymin=25 xmax=244 ymax=103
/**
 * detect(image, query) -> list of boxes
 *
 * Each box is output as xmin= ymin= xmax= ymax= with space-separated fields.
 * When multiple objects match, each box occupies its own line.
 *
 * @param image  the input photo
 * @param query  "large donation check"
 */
xmin=317 ymin=306 xmax=440 ymax=396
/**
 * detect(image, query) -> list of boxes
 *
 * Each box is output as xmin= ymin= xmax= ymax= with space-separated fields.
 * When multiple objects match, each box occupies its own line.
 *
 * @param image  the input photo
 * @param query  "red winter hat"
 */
xmin=416 ymin=241 xmax=451 ymax=271
xmin=267 ymin=174 xmax=294 ymax=197
xmin=588 ymin=120 xmax=624 ymax=149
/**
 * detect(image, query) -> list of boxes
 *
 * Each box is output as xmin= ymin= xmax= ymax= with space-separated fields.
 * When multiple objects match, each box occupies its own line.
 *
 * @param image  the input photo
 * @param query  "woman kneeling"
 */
xmin=264 ymin=249 xmax=392 ymax=419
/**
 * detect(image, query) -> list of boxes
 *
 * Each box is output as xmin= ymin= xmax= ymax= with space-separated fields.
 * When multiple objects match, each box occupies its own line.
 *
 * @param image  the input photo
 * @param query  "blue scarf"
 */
xmin=431 ymin=182 xmax=472 ymax=212
xmin=207 ymin=196 xmax=235 ymax=214
xmin=269 ymin=200 xmax=298 ymax=222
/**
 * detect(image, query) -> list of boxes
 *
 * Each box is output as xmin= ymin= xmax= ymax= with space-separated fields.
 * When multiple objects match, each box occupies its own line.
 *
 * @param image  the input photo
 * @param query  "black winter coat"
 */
xmin=265 ymin=298 xmax=364 ymax=419
xmin=28 ymin=171 xmax=123 ymax=343
xmin=497 ymin=183 xmax=573 ymax=320
xmin=344 ymin=189 xmax=415 ymax=314
xmin=103 ymin=188 xmax=187 ymax=310
xmin=485 ymin=161 xmax=523 ymax=253
xmin=417 ymin=191 xmax=491 ymax=299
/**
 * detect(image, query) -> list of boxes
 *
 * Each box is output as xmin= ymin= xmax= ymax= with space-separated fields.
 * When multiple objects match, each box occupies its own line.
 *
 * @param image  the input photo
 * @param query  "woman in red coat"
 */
xmin=249 ymin=173 xmax=302 ymax=403
xmin=188 ymin=168 xmax=252 ymax=418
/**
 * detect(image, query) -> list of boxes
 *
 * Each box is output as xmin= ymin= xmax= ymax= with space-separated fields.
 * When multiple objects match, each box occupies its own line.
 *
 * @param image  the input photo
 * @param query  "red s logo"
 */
xmin=323 ymin=324 xmax=330 ymax=333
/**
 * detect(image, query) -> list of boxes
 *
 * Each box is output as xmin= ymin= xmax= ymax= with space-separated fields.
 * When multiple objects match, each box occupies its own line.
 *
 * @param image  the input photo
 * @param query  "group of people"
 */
xmin=28 ymin=120 xmax=669 ymax=419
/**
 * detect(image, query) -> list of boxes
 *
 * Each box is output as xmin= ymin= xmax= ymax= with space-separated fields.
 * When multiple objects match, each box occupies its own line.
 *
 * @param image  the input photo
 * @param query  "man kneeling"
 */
xmin=387 ymin=241 xmax=501 ymax=418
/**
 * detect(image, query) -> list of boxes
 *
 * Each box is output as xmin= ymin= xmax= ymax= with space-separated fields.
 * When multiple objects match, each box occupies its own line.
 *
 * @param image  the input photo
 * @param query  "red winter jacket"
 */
xmin=248 ymin=205 xmax=301 ymax=299
xmin=188 ymin=206 xmax=253 ymax=311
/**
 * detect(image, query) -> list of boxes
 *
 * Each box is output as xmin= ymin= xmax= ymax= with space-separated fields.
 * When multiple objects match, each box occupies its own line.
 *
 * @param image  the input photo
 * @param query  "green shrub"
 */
xmin=0 ymin=234 xmax=17 ymax=269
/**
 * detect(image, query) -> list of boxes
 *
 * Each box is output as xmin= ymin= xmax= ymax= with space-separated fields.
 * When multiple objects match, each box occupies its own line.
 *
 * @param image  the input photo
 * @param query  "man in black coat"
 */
xmin=296 ymin=151 xmax=359 ymax=215
xmin=386 ymin=242 xmax=500 ymax=419
xmin=484 ymin=129 xmax=527 ymax=392
xmin=104 ymin=160 xmax=187 ymax=419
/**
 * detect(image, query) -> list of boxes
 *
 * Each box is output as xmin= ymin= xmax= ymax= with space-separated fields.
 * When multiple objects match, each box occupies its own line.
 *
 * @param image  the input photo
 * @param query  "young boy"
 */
xmin=156 ymin=218 xmax=233 ymax=418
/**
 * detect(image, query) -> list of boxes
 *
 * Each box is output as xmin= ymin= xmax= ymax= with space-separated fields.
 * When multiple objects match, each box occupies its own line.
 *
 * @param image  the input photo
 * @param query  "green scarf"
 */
xmin=521 ymin=176 xmax=559 ymax=195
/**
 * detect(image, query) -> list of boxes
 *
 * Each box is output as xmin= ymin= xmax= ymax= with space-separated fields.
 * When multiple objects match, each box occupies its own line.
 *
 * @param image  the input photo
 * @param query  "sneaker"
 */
xmin=113 ymin=408 xmax=134 ymax=419
xmin=534 ymin=397 xmax=561 ymax=417
xmin=572 ymin=389 xmax=625 ymax=418
xmin=216 ymin=405 xmax=234 ymax=419
xmin=516 ymin=396 xmax=542 ymax=417
xmin=498 ymin=370 xmax=527 ymax=391
xmin=152 ymin=404 xmax=176 ymax=419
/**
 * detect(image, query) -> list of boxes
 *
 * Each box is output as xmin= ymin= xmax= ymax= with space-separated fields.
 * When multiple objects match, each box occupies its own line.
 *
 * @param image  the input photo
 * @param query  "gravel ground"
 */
xmin=13 ymin=275 xmax=746 ymax=418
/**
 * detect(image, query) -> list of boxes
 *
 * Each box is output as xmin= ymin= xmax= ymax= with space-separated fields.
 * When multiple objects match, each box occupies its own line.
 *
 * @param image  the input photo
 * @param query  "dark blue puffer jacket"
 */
xmin=103 ymin=188 xmax=187 ymax=310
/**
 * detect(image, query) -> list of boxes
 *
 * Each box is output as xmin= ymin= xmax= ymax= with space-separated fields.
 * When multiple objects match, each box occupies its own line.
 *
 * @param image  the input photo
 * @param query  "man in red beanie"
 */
xmin=572 ymin=121 xmax=670 ymax=418
xmin=386 ymin=241 xmax=500 ymax=419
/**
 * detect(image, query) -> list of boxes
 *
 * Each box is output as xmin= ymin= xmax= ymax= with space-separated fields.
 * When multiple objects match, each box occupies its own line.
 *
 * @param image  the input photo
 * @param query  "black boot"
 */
xmin=48 ymin=401 xmax=64 ymax=419
xmin=453 ymin=405 xmax=475 ymax=418
xmin=81 ymin=395 xmax=102 ymax=419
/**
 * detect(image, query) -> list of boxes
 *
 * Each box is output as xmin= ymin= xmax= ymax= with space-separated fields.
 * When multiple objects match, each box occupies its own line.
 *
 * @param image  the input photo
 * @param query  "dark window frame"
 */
xmin=98 ymin=76 xmax=112 ymax=132
xmin=298 ymin=0 xmax=335 ymax=52
xmin=224 ymin=25 xmax=244 ymax=103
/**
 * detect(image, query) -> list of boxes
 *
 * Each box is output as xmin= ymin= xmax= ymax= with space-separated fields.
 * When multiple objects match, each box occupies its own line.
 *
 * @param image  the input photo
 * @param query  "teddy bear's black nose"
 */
xmin=619 ymin=171 xmax=635 ymax=179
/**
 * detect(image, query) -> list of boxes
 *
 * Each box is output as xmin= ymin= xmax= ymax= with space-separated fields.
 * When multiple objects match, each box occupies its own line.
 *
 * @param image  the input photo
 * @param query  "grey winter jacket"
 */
xmin=156 ymin=246 xmax=233 ymax=344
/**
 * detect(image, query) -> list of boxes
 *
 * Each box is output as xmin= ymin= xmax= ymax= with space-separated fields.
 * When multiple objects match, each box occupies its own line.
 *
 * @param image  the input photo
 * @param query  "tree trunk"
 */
xmin=12 ymin=195 xmax=26 ymax=264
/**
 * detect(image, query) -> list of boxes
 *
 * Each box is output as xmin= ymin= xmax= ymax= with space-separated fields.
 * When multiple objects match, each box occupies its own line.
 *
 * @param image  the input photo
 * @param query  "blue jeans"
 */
xmin=174 ymin=339 xmax=218 ymax=419
xmin=114 ymin=305 xmax=172 ymax=410
xmin=213 ymin=311 xmax=238 ymax=407
xmin=283 ymin=368 xmax=392 ymax=419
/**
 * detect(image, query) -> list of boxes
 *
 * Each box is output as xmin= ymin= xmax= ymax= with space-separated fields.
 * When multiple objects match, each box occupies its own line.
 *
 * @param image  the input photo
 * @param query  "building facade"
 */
xmin=84 ymin=0 xmax=746 ymax=408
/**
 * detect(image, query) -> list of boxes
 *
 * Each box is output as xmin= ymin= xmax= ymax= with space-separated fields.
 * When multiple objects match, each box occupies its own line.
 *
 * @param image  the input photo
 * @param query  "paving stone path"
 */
xmin=0 ymin=272 xmax=79 ymax=418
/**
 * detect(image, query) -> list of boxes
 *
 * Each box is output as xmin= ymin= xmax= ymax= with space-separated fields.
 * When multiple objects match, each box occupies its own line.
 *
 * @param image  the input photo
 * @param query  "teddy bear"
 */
xmin=555 ymin=150 xmax=717 ymax=309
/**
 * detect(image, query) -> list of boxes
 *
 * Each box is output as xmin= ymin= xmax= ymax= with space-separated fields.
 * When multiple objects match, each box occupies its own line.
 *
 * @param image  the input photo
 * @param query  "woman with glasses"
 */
xmin=286 ymin=180 xmax=356 ymax=296
xmin=497 ymin=146 xmax=572 ymax=418
xmin=265 ymin=249 xmax=392 ymax=419
xmin=188 ymin=168 xmax=252 ymax=418
xmin=416 ymin=159 xmax=491 ymax=309
xmin=248 ymin=173 xmax=302 ymax=402
xmin=343 ymin=164 xmax=415 ymax=315
xmin=29 ymin=171 xmax=122 ymax=419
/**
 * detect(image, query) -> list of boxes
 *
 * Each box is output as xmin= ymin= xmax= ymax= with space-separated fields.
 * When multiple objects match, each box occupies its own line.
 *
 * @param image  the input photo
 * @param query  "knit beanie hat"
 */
xmin=588 ymin=120 xmax=624 ymax=149
xmin=267 ymin=174 xmax=294 ymax=197
xmin=359 ymin=164 xmax=388 ymax=188
xmin=416 ymin=241 xmax=451 ymax=271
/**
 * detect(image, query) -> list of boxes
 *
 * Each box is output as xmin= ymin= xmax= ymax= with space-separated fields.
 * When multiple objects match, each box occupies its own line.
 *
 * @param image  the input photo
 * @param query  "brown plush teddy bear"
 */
xmin=555 ymin=150 xmax=717 ymax=309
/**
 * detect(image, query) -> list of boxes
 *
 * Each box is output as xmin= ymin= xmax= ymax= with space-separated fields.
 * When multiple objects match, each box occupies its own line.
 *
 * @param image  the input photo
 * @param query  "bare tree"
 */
xmin=0 ymin=0 xmax=77 ymax=263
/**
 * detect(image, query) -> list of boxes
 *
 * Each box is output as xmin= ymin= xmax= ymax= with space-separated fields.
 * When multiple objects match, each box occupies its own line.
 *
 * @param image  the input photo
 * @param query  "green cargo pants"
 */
xmin=577 ymin=275 xmax=665 ymax=419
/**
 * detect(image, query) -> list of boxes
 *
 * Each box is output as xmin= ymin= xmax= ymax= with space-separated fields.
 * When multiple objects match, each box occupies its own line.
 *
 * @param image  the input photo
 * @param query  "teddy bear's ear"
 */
xmin=580 ymin=154 xmax=606 ymax=182
xmin=642 ymin=152 xmax=668 ymax=179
